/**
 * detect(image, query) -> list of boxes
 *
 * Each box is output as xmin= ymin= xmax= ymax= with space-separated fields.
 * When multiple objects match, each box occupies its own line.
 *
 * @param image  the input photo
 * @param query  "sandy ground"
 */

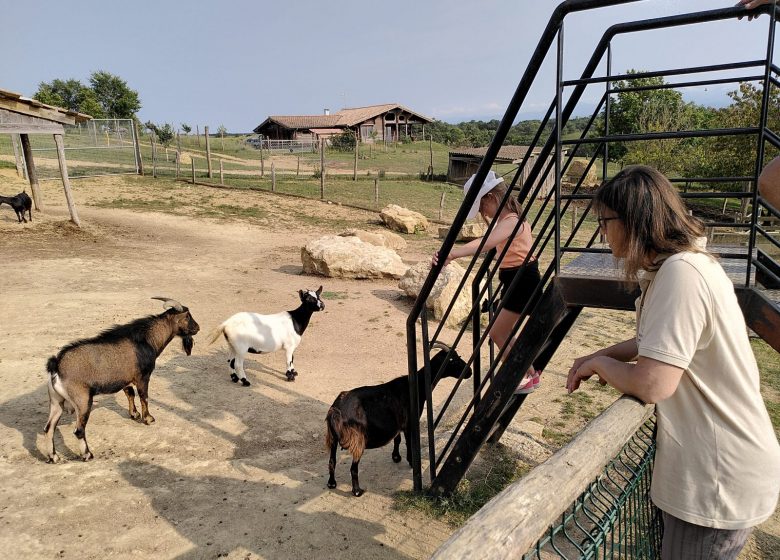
xmin=0 ymin=170 xmax=776 ymax=559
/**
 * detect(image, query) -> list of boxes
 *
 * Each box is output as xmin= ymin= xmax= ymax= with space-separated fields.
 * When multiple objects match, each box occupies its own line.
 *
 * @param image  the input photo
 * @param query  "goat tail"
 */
xmin=325 ymin=407 xmax=365 ymax=460
xmin=205 ymin=323 xmax=226 ymax=346
xmin=46 ymin=356 xmax=59 ymax=377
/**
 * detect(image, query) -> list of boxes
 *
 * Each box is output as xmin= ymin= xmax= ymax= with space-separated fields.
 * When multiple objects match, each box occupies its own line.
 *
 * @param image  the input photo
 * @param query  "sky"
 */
xmin=1 ymin=0 xmax=776 ymax=132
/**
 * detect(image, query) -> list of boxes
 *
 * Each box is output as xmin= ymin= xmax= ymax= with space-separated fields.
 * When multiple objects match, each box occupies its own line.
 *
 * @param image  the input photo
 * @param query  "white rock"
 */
xmin=380 ymin=204 xmax=429 ymax=234
xmin=302 ymin=235 xmax=408 ymax=279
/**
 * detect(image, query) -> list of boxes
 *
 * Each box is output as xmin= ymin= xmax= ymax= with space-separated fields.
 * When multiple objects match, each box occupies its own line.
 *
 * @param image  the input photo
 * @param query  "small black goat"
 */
xmin=326 ymin=342 xmax=472 ymax=496
xmin=44 ymin=297 xmax=200 ymax=463
xmin=0 ymin=191 xmax=32 ymax=223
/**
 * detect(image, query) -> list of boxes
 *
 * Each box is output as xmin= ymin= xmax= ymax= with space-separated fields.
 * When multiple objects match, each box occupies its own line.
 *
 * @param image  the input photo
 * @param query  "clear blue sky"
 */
xmin=1 ymin=0 xmax=774 ymax=132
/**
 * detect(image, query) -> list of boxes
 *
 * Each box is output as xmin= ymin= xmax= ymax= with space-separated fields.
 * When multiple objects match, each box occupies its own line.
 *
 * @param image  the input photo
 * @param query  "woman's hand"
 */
xmin=567 ymin=355 xmax=607 ymax=393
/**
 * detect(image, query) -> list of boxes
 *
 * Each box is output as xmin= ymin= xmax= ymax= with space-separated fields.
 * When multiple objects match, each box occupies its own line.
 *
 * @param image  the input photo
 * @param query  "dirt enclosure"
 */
xmin=0 ymin=170 xmax=776 ymax=559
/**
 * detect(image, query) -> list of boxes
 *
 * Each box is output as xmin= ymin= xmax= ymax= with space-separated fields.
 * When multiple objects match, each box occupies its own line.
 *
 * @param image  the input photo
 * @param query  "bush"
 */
xmin=330 ymin=131 xmax=356 ymax=152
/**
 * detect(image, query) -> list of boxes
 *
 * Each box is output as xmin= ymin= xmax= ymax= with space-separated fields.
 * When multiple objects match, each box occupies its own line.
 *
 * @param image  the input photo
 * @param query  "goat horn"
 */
xmin=430 ymin=341 xmax=452 ymax=353
xmin=151 ymin=296 xmax=184 ymax=312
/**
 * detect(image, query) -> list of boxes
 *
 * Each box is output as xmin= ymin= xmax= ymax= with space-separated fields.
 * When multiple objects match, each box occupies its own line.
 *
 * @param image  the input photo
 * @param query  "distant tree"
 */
xmin=603 ymin=71 xmax=687 ymax=165
xmin=145 ymin=122 xmax=175 ymax=146
xmin=217 ymin=124 xmax=228 ymax=136
xmin=89 ymin=70 xmax=141 ymax=119
xmin=330 ymin=130 xmax=356 ymax=151
xmin=181 ymin=123 xmax=192 ymax=135
xmin=33 ymin=78 xmax=106 ymax=118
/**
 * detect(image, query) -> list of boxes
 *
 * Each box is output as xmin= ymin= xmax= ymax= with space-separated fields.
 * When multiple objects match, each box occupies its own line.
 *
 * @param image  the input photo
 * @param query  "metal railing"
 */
xmin=406 ymin=0 xmax=779 ymax=501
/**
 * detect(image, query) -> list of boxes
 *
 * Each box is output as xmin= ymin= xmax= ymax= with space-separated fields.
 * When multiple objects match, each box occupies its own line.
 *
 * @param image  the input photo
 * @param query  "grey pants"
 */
xmin=661 ymin=511 xmax=752 ymax=560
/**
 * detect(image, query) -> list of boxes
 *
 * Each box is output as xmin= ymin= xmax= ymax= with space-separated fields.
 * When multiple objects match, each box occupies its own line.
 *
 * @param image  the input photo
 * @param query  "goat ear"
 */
xmin=316 ymin=285 xmax=323 ymax=296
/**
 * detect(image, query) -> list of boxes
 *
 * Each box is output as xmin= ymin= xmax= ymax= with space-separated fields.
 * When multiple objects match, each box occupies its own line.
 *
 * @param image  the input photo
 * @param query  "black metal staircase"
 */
xmin=406 ymin=0 xmax=780 ymax=497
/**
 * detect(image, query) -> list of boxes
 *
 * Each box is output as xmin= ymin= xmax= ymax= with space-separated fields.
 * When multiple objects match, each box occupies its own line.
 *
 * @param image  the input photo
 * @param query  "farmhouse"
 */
xmin=447 ymin=145 xmax=561 ymax=197
xmin=253 ymin=103 xmax=434 ymax=143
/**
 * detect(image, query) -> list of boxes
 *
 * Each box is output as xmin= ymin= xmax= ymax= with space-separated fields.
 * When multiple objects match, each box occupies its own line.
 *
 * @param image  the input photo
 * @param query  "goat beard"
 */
xmin=181 ymin=336 xmax=194 ymax=356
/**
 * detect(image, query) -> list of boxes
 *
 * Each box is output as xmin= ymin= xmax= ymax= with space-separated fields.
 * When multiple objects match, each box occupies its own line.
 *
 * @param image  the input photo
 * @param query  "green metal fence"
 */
xmin=524 ymin=419 xmax=661 ymax=560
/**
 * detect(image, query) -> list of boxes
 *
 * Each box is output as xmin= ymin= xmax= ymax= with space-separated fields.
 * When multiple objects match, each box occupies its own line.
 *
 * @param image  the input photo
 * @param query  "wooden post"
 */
xmin=220 ymin=160 xmax=224 ymax=185
xmin=296 ymin=155 xmax=300 ymax=178
xmin=150 ymin=134 xmax=157 ymax=178
xmin=196 ymin=125 xmax=201 ymax=147
xmin=19 ymin=134 xmax=43 ymax=211
xmin=429 ymin=134 xmax=434 ymax=180
xmin=439 ymin=191 xmax=446 ymax=220
xmin=220 ymin=129 xmax=225 ymax=151
xmin=165 ymin=148 xmax=169 ymax=163
xmin=271 ymin=162 xmax=276 ymax=192
xmin=571 ymin=205 xmax=577 ymax=232
xmin=205 ymin=126 xmax=213 ymax=178
xmin=11 ymin=134 xmax=25 ymax=178
xmin=133 ymin=121 xmax=144 ymax=176
xmin=353 ymin=130 xmax=358 ymax=181
xmin=191 ymin=158 xmax=196 ymax=184
xmin=175 ymin=152 xmax=180 ymax=179
xmin=53 ymin=134 xmax=80 ymax=226
xmin=374 ymin=178 xmax=379 ymax=205
xmin=320 ymin=140 xmax=325 ymax=200
xmin=259 ymin=135 xmax=264 ymax=177
xmin=176 ymin=131 xmax=182 ymax=153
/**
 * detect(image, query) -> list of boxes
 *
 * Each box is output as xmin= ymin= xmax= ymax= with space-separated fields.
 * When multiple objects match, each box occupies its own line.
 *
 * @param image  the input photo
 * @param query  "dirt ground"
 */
xmin=0 ymin=170 xmax=776 ymax=559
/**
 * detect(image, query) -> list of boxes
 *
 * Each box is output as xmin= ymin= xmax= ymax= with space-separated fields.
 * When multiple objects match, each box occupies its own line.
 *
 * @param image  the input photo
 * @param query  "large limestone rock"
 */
xmin=339 ymin=228 xmax=407 ymax=251
xmin=564 ymin=159 xmax=599 ymax=188
xmin=380 ymin=204 xmax=429 ymax=234
xmin=399 ymin=261 xmax=481 ymax=327
xmin=302 ymin=235 xmax=408 ymax=279
xmin=438 ymin=220 xmax=487 ymax=242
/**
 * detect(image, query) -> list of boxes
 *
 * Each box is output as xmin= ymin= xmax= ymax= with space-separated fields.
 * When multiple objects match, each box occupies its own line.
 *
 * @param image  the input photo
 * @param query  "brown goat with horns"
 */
xmin=43 ymin=297 xmax=200 ymax=463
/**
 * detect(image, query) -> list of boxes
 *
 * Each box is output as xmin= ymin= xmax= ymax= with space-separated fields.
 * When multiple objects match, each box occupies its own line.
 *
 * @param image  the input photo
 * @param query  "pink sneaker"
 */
xmin=515 ymin=370 xmax=541 ymax=395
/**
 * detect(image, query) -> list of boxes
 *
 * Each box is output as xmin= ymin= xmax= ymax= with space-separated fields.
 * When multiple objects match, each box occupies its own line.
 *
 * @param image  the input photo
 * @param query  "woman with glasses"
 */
xmin=566 ymin=165 xmax=779 ymax=560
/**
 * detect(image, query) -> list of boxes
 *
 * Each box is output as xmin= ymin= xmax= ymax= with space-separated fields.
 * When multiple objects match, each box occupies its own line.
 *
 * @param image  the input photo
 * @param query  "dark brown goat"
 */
xmin=43 ymin=297 xmax=200 ymax=463
xmin=326 ymin=343 xmax=472 ymax=496
xmin=0 ymin=191 xmax=32 ymax=223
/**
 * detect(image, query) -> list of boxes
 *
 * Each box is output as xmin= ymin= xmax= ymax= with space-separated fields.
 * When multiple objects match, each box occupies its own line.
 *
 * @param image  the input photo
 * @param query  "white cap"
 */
xmin=464 ymin=170 xmax=505 ymax=220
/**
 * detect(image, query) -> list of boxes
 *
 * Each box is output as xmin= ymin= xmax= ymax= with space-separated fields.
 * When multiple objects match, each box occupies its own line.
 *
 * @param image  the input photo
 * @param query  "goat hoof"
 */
xmin=285 ymin=372 xmax=295 ymax=382
xmin=352 ymin=488 xmax=364 ymax=497
xmin=291 ymin=370 xmax=298 ymax=377
xmin=129 ymin=411 xmax=140 ymax=419
xmin=143 ymin=415 xmax=156 ymax=425
xmin=47 ymin=453 xmax=61 ymax=464
xmin=327 ymin=479 xmax=337 ymax=489
xmin=241 ymin=379 xmax=251 ymax=387
xmin=82 ymin=452 xmax=94 ymax=462
xmin=392 ymin=454 xmax=402 ymax=463
xmin=230 ymin=373 xmax=239 ymax=383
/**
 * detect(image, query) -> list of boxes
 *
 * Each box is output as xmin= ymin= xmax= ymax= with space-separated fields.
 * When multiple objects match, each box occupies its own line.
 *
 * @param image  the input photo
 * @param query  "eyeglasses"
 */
xmin=597 ymin=216 xmax=619 ymax=230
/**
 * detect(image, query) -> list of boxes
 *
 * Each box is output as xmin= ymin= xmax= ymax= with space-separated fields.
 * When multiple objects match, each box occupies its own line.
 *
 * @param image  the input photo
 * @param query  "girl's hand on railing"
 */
xmin=431 ymin=250 xmax=453 ymax=268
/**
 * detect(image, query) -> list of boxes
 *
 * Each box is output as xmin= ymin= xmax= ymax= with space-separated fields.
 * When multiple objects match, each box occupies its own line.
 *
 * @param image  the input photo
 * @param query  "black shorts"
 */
xmin=498 ymin=260 xmax=541 ymax=314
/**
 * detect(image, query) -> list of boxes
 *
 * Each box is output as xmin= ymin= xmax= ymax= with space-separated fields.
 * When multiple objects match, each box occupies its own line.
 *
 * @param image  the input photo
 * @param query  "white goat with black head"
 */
xmin=207 ymin=286 xmax=324 ymax=385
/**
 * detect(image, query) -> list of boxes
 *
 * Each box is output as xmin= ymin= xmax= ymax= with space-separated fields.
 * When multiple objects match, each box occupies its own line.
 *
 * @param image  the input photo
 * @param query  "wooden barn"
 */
xmin=253 ymin=103 xmax=434 ymax=143
xmin=447 ymin=145 xmax=561 ymax=197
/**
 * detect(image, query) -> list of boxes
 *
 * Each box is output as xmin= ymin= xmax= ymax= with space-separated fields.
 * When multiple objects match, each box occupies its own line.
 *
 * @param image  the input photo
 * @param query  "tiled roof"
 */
xmin=254 ymin=103 xmax=434 ymax=133
xmin=449 ymin=146 xmax=541 ymax=162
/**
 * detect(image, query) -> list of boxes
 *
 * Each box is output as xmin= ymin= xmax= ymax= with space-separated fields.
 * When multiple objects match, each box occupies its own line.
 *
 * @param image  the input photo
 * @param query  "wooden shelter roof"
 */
xmin=0 ymin=88 xmax=92 ymax=127
xmin=449 ymin=145 xmax=542 ymax=163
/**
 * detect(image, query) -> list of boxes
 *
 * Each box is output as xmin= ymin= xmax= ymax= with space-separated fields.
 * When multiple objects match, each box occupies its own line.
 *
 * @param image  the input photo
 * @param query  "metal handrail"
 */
xmin=407 ymin=0 xmax=780 ymax=493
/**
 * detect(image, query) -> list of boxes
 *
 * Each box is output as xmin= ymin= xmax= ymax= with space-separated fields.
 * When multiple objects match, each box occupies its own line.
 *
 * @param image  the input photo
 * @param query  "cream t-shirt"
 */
xmin=636 ymin=251 xmax=780 ymax=529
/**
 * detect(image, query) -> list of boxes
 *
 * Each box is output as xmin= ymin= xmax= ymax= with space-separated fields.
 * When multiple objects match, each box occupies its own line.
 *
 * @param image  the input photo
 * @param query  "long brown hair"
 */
xmin=594 ymin=165 xmax=704 ymax=280
xmin=483 ymin=180 xmax=522 ymax=221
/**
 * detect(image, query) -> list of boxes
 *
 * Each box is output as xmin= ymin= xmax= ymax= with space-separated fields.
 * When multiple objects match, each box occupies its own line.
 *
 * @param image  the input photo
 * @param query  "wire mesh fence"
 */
xmin=524 ymin=418 xmax=661 ymax=560
xmin=2 ymin=119 xmax=140 ymax=179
